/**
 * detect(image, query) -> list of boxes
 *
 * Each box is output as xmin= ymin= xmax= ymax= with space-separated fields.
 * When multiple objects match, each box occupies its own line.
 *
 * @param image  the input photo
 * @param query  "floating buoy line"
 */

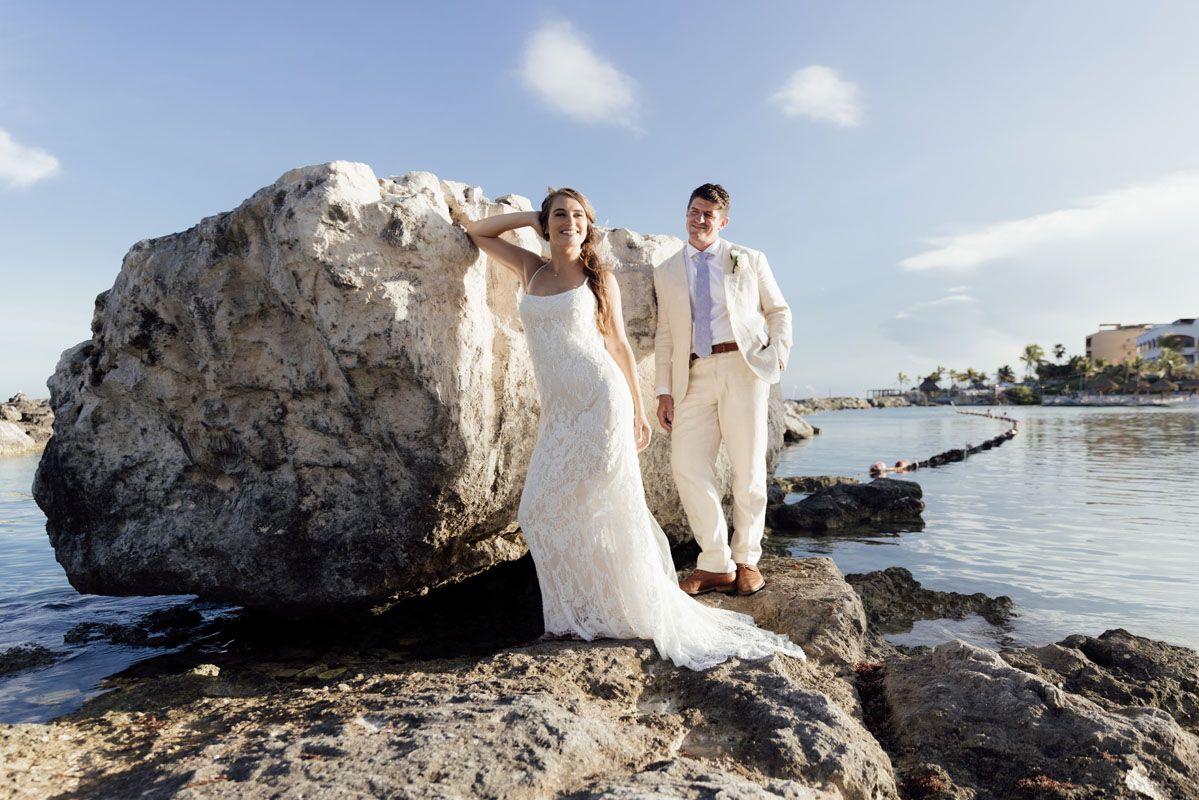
xmin=869 ymin=404 xmax=1019 ymax=477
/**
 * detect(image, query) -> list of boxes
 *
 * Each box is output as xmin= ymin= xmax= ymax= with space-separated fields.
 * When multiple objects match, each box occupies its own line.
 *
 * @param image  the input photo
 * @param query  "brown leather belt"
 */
xmin=690 ymin=342 xmax=738 ymax=363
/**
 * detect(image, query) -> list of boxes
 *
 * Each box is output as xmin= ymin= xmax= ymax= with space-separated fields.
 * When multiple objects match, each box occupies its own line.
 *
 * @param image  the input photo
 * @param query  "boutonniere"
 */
xmin=730 ymin=249 xmax=745 ymax=272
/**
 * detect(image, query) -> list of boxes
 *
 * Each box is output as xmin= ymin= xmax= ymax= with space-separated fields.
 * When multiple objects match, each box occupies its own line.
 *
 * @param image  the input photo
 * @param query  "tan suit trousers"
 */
xmin=671 ymin=350 xmax=770 ymax=574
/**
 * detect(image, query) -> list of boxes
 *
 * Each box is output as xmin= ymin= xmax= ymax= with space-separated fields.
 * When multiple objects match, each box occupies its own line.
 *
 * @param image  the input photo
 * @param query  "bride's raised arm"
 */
xmin=465 ymin=211 xmax=546 ymax=290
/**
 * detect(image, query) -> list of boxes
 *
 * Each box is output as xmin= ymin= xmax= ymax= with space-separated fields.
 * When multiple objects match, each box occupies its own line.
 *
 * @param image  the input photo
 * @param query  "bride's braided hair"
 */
xmin=538 ymin=187 xmax=613 ymax=336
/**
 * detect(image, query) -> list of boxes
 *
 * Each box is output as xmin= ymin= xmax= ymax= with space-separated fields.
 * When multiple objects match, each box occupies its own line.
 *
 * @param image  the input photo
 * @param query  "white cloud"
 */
xmin=0 ymin=128 xmax=59 ymax=188
xmin=521 ymin=21 xmax=638 ymax=130
xmin=900 ymin=171 xmax=1199 ymax=271
xmin=770 ymin=65 xmax=862 ymax=127
xmin=894 ymin=293 xmax=974 ymax=319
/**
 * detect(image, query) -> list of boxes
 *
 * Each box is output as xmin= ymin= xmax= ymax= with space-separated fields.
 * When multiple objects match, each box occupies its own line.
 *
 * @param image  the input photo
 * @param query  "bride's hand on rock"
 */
xmin=634 ymin=414 xmax=652 ymax=453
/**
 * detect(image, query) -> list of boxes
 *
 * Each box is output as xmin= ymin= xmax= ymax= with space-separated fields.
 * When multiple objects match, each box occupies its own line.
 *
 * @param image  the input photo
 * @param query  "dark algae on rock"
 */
xmin=768 ymin=478 xmax=925 ymax=531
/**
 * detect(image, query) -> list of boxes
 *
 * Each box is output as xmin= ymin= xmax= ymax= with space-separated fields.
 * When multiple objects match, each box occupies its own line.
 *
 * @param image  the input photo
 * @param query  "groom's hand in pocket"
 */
xmin=656 ymin=395 xmax=674 ymax=433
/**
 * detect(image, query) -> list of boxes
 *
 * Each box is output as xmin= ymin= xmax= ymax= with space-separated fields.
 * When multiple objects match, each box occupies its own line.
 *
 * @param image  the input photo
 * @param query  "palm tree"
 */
xmin=1124 ymin=355 xmax=1146 ymax=386
xmin=1020 ymin=344 xmax=1045 ymax=381
xmin=896 ymin=372 xmax=909 ymax=393
xmin=948 ymin=369 xmax=966 ymax=397
xmin=997 ymin=365 xmax=1016 ymax=384
xmin=1158 ymin=349 xmax=1186 ymax=379
xmin=1158 ymin=333 xmax=1182 ymax=352
xmin=1074 ymin=357 xmax=1093 ymax=390
xmin=927 ymin=366 xmax=946 ymax=384
xmin=1053 ymin=343 xmax=1067 ymax=363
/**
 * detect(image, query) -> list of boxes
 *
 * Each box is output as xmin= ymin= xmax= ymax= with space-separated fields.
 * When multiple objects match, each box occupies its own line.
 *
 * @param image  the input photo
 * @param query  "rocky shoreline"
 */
xmin=790 ymin=397 xmax=912 ymax=413
xmin=3 ymin=556 xmax=1197 ymax=800
xmin=13 ymin=162 xmax=1197 ymax=797
xmin=0 ymin=394 xmax=51 ymax=458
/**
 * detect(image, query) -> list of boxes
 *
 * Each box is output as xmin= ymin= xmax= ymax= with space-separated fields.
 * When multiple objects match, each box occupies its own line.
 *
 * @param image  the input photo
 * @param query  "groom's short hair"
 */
xmin=688 ymin=184 xmax=730 ymax=213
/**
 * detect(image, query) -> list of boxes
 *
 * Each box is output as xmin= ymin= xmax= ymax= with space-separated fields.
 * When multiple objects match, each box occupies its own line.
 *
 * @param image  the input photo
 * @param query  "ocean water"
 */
xmin=775 ymin=404 xmax=1199 ymax=652
xmin=0 ymin=454 xmax=229 ymax=723
xmin=2 ymin=405 xmax=1197 ymax=723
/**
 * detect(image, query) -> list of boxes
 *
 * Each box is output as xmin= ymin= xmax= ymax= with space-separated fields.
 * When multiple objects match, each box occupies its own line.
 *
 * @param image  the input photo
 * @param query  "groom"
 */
xmin=653 ymin=184 xmax=792 ymax=596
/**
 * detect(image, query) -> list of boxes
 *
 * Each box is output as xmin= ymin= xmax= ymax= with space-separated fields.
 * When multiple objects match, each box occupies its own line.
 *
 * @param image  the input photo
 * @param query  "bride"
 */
xmin=466 ymin=188 xmax=804 ymax=670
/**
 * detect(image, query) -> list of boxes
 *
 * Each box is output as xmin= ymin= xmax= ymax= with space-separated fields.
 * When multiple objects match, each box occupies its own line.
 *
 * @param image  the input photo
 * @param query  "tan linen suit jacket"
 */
xmin=653 ymin=240 xmax=792 ymax=404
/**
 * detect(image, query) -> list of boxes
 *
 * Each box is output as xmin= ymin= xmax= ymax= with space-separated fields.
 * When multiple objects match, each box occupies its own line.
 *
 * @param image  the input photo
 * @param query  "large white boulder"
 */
xmin=34 ymin=162 xmax=785 ymax=612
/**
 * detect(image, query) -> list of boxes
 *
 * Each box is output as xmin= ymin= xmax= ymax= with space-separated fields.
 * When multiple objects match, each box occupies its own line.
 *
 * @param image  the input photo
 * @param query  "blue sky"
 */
xmin=3 ymin=1 xmax=1198 ymax=399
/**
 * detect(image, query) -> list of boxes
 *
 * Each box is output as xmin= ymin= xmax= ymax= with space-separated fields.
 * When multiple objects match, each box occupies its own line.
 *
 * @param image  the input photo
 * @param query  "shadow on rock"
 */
xmin=74 ymin=555 xmax=546 ymax=718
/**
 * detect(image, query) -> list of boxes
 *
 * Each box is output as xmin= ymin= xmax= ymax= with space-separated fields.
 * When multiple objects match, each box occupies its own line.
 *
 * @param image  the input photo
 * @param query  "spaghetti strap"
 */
xmin=525 ymin=262 xmax=550 ymax=293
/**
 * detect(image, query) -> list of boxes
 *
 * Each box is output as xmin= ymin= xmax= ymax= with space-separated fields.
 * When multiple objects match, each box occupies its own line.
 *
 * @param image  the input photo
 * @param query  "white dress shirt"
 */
xmin=655 ymin=239 xmax=737 ymax=397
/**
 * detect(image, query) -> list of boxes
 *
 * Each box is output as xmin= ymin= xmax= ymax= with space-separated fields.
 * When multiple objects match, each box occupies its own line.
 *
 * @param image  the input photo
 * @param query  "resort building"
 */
xmin=1085 ymin=323 xmax=1151 ymax=366
xmin=1136 ymin=318 xmax=1199 ymax=365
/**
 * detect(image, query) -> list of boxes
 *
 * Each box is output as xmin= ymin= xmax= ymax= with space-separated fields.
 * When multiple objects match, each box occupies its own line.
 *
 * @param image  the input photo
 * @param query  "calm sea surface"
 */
xmin=2 ymin=405 xmax=1197 ymax=723
xmin=775 ymin=405 xmax=1199 ymax=653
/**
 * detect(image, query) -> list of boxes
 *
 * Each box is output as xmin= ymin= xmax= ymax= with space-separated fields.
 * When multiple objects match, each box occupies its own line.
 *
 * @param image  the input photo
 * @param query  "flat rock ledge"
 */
xmin=768 ymin=478 xmax=924 ymax=531
xmin=0 ymin=394 xmax=51 ymax=457
xmin=4 ymin=558 xmax=1198 ymax=800
xmin=0 ymin=557 xmax=895 ymax=800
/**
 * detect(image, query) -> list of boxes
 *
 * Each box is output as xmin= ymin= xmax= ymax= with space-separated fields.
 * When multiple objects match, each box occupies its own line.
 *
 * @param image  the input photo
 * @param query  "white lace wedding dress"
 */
xmin=517 ymin=282 xmax=805 ymax=670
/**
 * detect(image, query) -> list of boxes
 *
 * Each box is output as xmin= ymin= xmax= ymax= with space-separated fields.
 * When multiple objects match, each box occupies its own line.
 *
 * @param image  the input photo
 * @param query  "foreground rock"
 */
xmin=1002 ymin=628 xmax=1199 ymax=733
xmin=700 ymin=555 xmax=868 ymax=670
xmin=768 ymin=478 xmax=924 ymax=531
xmin=33 ymin=162 xmax=786 ymax=613
xmin=0 ymin=645 xmax=893 ymax=800
xmin=0 ymin=394 xmax=51 ymax=457
xmin=884 ymin=640 xmax=1199 ymax=799
xmin=0 ymin=557 xmax=898 ymax=800
xmin=4 ymin=558 xmax=1198 ymax=800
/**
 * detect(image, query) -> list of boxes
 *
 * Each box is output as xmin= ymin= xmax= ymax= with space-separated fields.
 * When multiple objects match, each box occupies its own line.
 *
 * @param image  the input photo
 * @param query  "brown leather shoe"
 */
xmin=736 ymin=563 xmax=766 ymax=596
xmin=679 ymin=568 xmax=737 ymax=596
